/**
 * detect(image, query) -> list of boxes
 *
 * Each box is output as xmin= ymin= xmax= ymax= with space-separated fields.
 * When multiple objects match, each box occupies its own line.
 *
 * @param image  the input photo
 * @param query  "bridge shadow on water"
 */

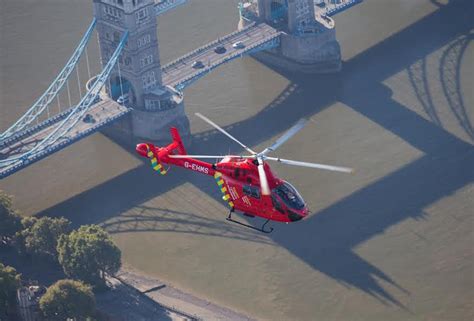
xmin=407 ymin=30 xmax=474 ymax=141
xmin=439 ymin=31 xmax=474 ymax=141
xmin=101 ymin=204 xmax=274 ymax=245
xmin=40 ymin=0 xmax=474 ymax=308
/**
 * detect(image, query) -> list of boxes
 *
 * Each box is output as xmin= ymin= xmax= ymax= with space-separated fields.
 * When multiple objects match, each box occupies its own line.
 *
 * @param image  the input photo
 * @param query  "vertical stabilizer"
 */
xmin=170 ymin=127 xmax=187 ymax=155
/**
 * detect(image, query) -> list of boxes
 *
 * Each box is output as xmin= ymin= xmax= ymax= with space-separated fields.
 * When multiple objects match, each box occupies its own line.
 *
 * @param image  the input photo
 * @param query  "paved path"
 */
xmin=113 ymin=268 xmax=254 ymax=321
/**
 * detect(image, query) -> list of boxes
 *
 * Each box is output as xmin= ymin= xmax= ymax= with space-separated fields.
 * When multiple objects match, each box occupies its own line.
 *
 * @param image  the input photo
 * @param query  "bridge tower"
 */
xmin=241 ymin=0 xmax=341 ymax=73
xmin=256 ymin=0 xmax=315 ymax=33
xmin=287 ymin=0 xmax=316 ymax=33
xmin=93 ymin=0 xmax=190 ymax=142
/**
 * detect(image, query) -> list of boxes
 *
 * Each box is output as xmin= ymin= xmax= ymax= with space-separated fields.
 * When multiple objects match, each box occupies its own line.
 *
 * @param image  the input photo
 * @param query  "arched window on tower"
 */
xmin=113 ymin=32 xmax=120 ymax=43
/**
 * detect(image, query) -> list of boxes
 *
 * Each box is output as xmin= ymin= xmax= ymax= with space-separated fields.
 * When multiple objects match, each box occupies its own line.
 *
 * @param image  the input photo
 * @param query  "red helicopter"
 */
xmin=136 ymin=113 xmax=353 ymax=233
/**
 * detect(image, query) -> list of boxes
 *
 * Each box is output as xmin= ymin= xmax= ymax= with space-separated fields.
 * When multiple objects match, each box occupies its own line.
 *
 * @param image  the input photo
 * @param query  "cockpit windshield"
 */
xmin=272 ymin=181 xmax=305 ymax=210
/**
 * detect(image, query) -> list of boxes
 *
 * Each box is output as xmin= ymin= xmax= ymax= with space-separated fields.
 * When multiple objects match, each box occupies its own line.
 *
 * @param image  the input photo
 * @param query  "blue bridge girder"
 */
xmin=0 ymin=101 xmax=130 ymax=179
xmin=154 ymin=0 xmax=187 ymax=16
xmin=318 ymin=0 xmax=364 ymax=17
xmin=161 ymin=22 xmax=282 ymax=90
xmin=0 ymin=32 xmax=130 ymax=179
xmin=0 ymin=19 xmax=97 ymax=144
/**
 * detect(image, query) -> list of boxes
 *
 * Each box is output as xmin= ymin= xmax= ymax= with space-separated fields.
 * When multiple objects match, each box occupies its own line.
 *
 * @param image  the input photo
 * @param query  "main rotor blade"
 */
xmin=195 ymin=113 xmax=257 ymax=155
xmin=168 ymin=155 xmax=253 ymax=159
xmin=257 ymin=158 xmax=271 ymax=195
xmin=260 ymin=119 xmax=308 ymax=156
xmin=265 ymin=157 xmax=353 ymax=173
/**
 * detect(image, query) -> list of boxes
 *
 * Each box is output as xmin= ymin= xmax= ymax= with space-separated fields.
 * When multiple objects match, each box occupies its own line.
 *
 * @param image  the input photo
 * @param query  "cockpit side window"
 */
xmin=243 ymin=185 xmax=260 ymax=199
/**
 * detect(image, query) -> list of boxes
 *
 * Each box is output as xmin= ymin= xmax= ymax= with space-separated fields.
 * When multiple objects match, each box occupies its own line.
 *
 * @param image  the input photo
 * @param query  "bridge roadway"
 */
xmin=0 ymin=99 xmax=129 ymax=179
xmin=161 ymin=22 xmax=281 ymax=89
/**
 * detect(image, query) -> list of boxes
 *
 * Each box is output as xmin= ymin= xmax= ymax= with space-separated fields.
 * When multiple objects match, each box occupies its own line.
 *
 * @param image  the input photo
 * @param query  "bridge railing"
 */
xmin=0 ymin=102 xmax=130 ymax=179
xmin=0 ymin=31 xmax=129 ymax=167
xmin=325 ymin=0 xmax=363 ymax=17
xmin=0 ymin=74 xmax=104 ymax=149
xmin=154 ymin=0 xmax=187 ymax=16
xmin=162 ymin=22 xmax=257 ymax=73
xmin=173 ymin=31 xmax=281 ymax=90
xmin=0 ymin=19 xmax=97 ymax=143
xmin=0 ymin=106 xmax=77 ymax=150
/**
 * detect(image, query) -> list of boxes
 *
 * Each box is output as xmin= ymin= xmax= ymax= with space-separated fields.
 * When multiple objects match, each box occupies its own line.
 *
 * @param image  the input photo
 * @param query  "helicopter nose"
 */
xmin=136 ymin=143 xmax=149 ymax=157
xmin=301 ymin=208 xmax=310 ymax=219
xmin=288 ymin=207 xmax=309 ymax=222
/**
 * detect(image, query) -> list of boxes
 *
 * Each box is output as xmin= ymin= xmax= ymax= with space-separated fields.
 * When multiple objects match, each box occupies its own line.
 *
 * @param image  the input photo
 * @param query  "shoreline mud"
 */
xmin=101 ymin=267 xmax=255 ymax=321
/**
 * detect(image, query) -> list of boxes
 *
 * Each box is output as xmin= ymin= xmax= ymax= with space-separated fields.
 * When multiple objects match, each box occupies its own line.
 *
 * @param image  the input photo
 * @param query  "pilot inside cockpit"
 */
xmin=272 ymin=181 xmax=305 ymax=210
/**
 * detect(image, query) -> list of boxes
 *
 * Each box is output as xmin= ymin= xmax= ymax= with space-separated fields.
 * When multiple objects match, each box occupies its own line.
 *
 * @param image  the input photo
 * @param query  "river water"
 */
xmin=1 ymin=1 xmax=473 ymax=320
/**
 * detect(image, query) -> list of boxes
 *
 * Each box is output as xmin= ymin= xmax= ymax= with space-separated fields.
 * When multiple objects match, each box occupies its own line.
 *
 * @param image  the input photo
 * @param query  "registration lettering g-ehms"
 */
xmin=184 ymin=161 xmax=209 ymax=174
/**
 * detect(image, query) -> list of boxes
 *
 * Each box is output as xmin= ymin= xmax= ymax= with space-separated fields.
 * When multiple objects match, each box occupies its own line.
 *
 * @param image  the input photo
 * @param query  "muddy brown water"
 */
xmin=1 ymin=1 xmax=473 ymax=320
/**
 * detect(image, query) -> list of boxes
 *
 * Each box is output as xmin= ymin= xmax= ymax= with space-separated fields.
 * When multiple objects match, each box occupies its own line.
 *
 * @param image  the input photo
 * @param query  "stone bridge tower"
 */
xmin=242 ymin=0 xmax=341 ymax=73
xmin=257 ymin=0 xmax=315 ymax=33
xmin=93 ymin=0 xmax=189 ymax=142
xmin=287 ymin=0 xmax=316 ymax=33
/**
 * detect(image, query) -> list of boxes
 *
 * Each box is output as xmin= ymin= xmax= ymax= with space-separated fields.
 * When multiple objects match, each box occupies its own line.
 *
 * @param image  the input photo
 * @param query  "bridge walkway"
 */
xmin=0 ymin=99 xmax=129 ymax=179
xmin=161 ymin=23 xmax=281 ymax=90
xmin=154 ymin=0 xmax=187 ymax=16
xmin=320 ymin=0 xmax=363 ymax=17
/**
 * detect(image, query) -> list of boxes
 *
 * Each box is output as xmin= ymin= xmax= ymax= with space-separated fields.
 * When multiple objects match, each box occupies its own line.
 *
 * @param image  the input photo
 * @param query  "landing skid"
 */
xmin=226 ymin=209 xmax=274 ymax=234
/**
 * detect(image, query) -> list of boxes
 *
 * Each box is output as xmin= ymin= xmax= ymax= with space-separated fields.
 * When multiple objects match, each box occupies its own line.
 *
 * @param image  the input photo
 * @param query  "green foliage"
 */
xmin=57 ymin=225 xmax=121 ymax=286
xmin=0 ymin=262 xmax=21 ymax=318
xmin=39 ymin=279 xmax=96 ymax=321
xmin=14 ymin=217 xmax=38 ymax=253
xmin=20 ymin=216 xmax=38 ymax=230
xmin=19 ymin=217 xmax=71 ymax=260
xmin=0 ymin=191 xmax=22 ymax=239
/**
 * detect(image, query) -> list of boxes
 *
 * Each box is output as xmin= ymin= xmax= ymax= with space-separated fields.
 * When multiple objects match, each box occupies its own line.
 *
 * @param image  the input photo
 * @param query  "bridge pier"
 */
xmin=239 ymin=0 xmax=341 ymax=73
xmin=130 ymin=88 xmax=190 ymax=145
xmin=101 ymin=95 xmax=190 ymax=148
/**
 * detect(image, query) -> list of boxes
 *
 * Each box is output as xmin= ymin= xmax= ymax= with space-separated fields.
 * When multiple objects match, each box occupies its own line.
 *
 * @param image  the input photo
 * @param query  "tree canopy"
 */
xmin=19 ymin=216 xmax=71 ymax=260
xmin=0 ymin=191 xmax=21 ymax=240
xmin=0 ymin=262 xmax=21 ymax=318
xmin=39 ymin=279 xmax=96 ymax=321
xmin=57 ymin=225 xmax=121 ymax=286
xmin=20 ymin=216 xmax=38 ymax=230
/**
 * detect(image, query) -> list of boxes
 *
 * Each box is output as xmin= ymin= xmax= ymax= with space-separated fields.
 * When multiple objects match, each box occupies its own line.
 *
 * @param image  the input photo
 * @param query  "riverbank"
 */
xmin=104 ymin=267 xmax=254 ymax=321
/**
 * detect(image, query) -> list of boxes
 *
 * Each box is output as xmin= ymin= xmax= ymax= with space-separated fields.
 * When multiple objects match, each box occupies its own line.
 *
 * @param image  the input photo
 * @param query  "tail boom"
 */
xmin=136 ymin=127 xmax=215 ymax=176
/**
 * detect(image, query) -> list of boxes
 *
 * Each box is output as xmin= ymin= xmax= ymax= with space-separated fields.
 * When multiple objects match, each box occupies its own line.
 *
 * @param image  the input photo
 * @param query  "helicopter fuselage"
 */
xmin=136 ymin=139 xmax=309 ymax=223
